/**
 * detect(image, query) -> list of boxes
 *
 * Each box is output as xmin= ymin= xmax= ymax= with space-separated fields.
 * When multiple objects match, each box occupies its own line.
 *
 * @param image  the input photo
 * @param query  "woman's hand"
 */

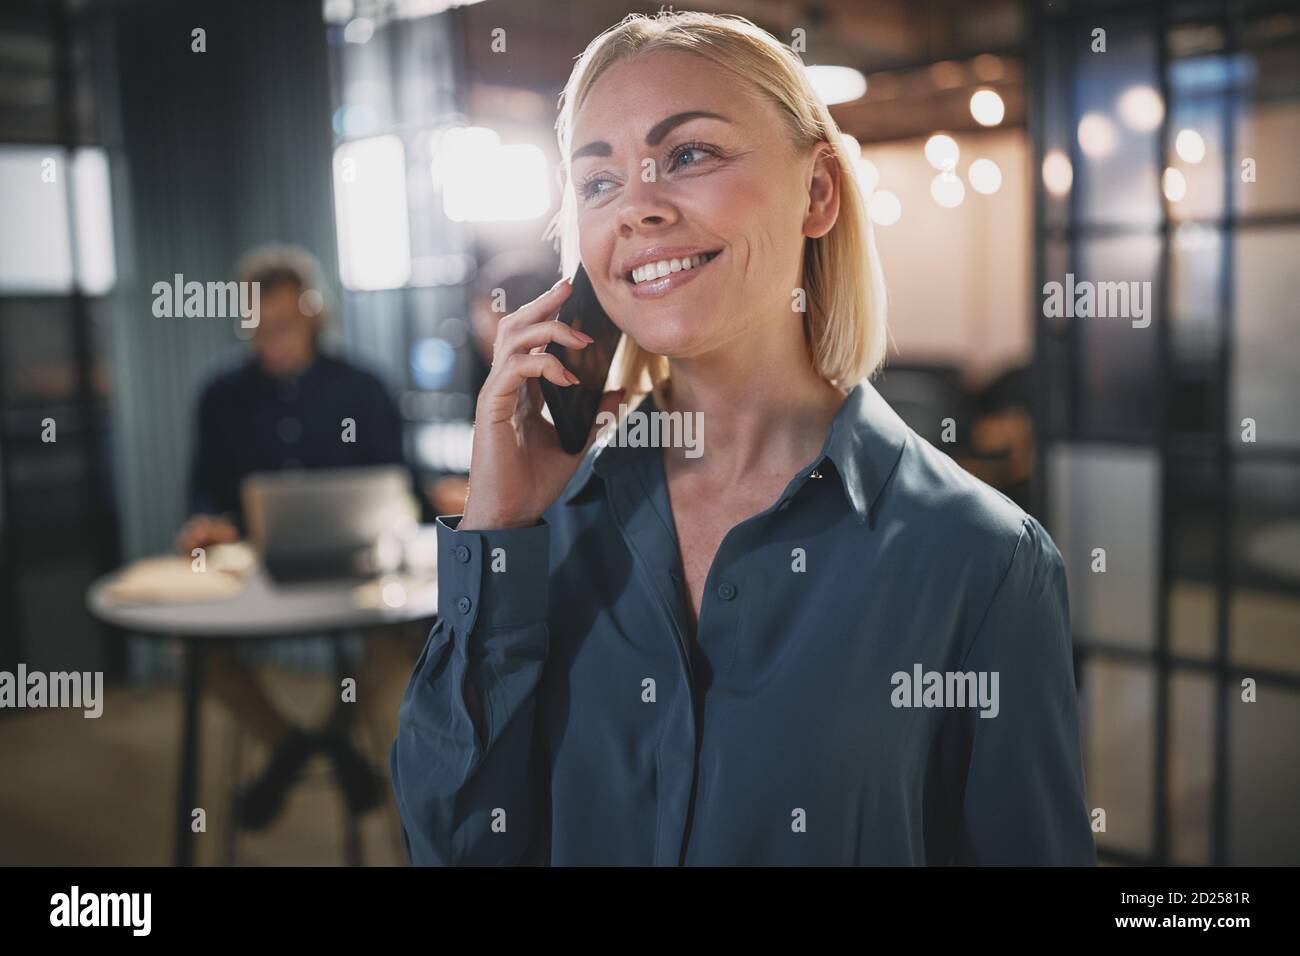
xmin=461 ymin=278 xmax=624 ymax=531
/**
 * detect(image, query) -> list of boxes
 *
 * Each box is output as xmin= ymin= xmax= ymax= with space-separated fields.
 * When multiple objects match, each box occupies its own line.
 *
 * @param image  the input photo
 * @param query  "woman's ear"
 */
xmin=802 ymin=141 xmax=841 ymax=240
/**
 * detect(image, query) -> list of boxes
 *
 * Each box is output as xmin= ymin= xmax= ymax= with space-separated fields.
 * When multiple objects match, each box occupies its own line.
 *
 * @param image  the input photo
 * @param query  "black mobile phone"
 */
xmin=539 ymin=264 xmax=622 ymax=454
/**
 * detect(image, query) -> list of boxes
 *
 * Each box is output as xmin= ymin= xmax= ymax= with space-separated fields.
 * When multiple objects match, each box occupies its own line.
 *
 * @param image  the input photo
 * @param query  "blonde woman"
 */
xmin=391 ymin=11 xmax=1095 ymax=866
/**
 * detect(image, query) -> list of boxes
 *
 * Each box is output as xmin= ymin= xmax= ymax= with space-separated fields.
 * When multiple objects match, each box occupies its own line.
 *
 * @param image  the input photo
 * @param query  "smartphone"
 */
xmin=539 ymin=264 xmax=622 ymax=454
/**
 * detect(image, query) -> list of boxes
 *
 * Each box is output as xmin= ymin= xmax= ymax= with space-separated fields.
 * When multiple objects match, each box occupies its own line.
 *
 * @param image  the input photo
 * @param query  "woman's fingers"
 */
xmin=475 ymin=351 xmax=572 ymax=426
xmin=480 ymin=352 xmax=575 ymax=418
xmin=506 ymin=351 xmax=578 ymax=388
xmin=474 ymin=274 xmax=603 ymax=431
xmin=503 ymin=316 xmax=593 ymax=357
xmin=493 ymin=278 xmax=572 ymax=344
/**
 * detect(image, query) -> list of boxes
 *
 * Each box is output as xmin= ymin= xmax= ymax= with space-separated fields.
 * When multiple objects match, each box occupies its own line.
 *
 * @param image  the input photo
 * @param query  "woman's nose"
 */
xmin=616 ymin=176 xmax=678 ymax=233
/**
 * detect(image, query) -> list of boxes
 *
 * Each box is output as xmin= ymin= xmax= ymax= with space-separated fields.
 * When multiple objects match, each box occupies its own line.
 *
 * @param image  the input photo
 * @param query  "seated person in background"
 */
xmin=428 ymin=251 xmax=560 ymax=515
xmin=176 ymin=243 xmax=425 ymax=829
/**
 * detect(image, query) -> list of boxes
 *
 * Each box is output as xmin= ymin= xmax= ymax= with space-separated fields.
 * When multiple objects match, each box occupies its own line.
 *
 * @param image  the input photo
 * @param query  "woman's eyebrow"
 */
xmin=570 ymin=110 xmax=734 ymax=163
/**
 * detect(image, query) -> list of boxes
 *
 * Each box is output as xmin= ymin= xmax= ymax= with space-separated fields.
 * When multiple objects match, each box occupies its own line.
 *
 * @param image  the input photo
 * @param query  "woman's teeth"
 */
xmin=630 ymin=252 xmax=716 ymax=285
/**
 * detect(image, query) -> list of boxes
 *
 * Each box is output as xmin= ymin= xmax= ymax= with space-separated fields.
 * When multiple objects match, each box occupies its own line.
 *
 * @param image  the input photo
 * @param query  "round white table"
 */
xmin=86 ymin=564 xmax=437 ymax=866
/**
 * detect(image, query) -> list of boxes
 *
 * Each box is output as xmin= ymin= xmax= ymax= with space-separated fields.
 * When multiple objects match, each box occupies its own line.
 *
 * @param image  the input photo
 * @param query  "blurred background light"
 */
xmin=343 ymin=17 xmax=374 ymax=43
xmin=380 ymin=578 xmax=407 ymax=608
xmin=1163 ymin=166 xmax=1188 ymax=202
xmin=1118 ymin=84 xmax=1165 ymax=131
xmin=432 ymin=126 xmax=550 ymax=222
xmin=298 ymin=288 xmax=324 ymax=316
xmin=0 ymin=147 xmax=72 ymax=292
xmin=924 ymin=133 xmax=960 ymax=171
xmin=805 ymin=65 xmax=867 ymax=105
xmin=71 ymin=148 xmax=116 ymax=295
xmin=332 ymin=134 xmax=411 ymax=290
xmin=332 ymin=103 xmax=380 ymax=138
xmin=856 ymin=156 xmax=880 ymax=195
xmin=868 ymin=188 xmax=901 ymax=225
xmin=968 ymin=157 xmax=1003 ymax=195
xmin=322 ymin=0 xmax=354 ymax=22
xmin=410 ymin=337 xmax=456 ymax=390
xmin=1078 ymin=112 xmax=1118 ymax=158
xmin=931 ymin=170 xmax=966 ymax=208
xmin=414 ymin=421 xmax=474 ymax=471
xmin=1042 ymin=149 xmax=1073 ymax=196
xmin=969 ymin=88 xmax=1006 ymax=126
xmin=1175 ymin=128 xmax=1207 ymax=164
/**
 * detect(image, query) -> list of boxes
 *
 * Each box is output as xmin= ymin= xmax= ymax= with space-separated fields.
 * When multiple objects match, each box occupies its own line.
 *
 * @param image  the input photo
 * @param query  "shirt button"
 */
xmin=717 ymin=582 xmax=736 ymax=601
xmin=455 ymin=596 xmax=472 ymax=614
xmin=454 ymin=544 xmax=471 ymax=563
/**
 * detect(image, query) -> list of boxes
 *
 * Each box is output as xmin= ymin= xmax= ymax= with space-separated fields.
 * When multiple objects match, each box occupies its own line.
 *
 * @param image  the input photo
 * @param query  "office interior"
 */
xmin=0 ymin=0 xmax=1297 ymax=866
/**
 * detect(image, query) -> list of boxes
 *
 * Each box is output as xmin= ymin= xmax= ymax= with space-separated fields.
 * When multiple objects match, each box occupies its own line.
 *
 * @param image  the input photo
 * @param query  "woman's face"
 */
xmin=569 ymin=50 xmax=839 ymax=363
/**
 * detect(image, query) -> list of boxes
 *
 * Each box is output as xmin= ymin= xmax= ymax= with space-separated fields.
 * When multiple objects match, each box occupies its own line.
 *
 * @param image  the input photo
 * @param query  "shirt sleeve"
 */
xmin=389 ymin=514 xmax=552 ymax=866
xmin=951 ymin=514 xmax=1097 ymax=865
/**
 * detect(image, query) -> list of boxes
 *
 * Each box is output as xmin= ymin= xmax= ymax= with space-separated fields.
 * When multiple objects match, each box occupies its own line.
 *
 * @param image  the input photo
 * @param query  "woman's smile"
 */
xmin=622 ymin=247 xmax=723 ymax=299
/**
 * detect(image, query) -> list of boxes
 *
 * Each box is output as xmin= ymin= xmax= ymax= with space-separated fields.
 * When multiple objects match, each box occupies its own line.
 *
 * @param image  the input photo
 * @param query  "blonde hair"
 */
xmin=545 ymin=10 xmax=888 ymax=398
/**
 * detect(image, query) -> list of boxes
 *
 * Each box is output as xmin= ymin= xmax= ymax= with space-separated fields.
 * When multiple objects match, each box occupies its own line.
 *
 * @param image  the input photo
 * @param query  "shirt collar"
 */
xmin=819 ymin=378 xmax=911 ymax=522
xmin=561 ymin=378 xmax=910 ymax=523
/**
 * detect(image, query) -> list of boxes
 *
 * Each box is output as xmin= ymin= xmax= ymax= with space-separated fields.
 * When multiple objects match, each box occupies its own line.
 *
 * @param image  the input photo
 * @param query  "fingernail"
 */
xmin=565 ymin=370 xmax=580 ymax=385
xmin=575 ymin=330 xmax=594 ymax=343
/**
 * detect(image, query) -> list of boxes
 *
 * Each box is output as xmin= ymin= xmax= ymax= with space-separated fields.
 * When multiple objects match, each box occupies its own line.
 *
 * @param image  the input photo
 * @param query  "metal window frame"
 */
xmin=1028 ymin=0 xmax=1300 ymax=866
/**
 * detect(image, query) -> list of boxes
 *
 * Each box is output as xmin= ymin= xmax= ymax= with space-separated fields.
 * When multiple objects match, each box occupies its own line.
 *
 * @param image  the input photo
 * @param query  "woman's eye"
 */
xmin=669 ymin=145 xmax=713 ymax=170
xmin=578 ymin=146 xmax=714 ymax=200
xmin=580 ymin=177 xmax=616 ymax=200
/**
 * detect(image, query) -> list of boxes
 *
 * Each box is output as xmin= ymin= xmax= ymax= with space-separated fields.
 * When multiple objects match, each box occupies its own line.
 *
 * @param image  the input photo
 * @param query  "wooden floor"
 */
xmin=0 ymin=668 xmax=407 ymax=866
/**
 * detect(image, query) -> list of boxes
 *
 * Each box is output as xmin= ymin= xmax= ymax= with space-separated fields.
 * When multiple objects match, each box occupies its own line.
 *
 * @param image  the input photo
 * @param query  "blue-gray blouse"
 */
xmin=390 ymin=379 xmax=1096 ymax=865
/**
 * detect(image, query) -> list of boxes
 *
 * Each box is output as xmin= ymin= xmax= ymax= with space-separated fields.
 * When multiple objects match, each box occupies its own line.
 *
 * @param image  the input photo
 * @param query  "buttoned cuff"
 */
xmin=435 ymin=515 xmax=550 ymax=632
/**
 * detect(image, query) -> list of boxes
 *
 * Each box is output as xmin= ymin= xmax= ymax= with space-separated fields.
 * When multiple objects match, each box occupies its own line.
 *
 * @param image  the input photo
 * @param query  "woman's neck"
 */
xmin=659 ymin=346 xmax=847 ymax=483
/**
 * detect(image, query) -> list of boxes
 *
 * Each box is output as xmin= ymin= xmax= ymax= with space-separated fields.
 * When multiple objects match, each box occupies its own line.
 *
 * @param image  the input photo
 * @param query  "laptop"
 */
xmin=241 ymin=465 xmax=415 ymax=583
